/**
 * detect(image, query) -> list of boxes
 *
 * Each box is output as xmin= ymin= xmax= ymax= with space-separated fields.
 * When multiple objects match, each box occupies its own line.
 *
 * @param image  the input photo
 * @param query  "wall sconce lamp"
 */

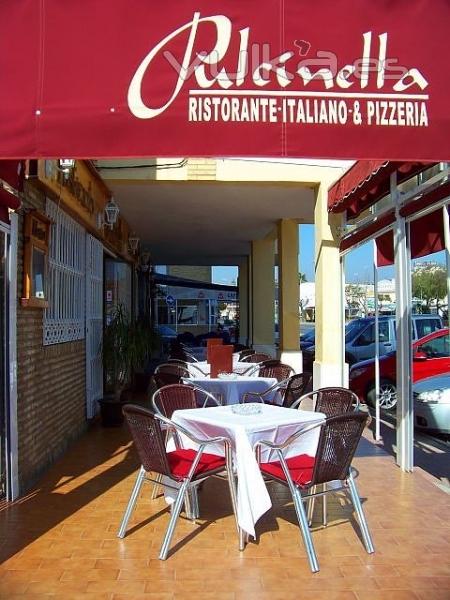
xmin=57 ymin=159 xmax=75 ymax=180
xmin=128 ymin=233 xmax=140 ymax=253
xmin=104 ymin=197 xmax=120 ymax=228
xmin=139 ymin=251 xmax=151 ymax=271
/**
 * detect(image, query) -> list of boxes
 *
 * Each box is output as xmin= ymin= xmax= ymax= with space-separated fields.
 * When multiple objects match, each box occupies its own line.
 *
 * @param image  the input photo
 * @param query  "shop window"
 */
xmin=104 ymin=259 xmax=133 ymax=325
xmin=21 ymin=211 xmax=51 ymax=308
xmin=43 ymin=199 xmax=86 ymax=345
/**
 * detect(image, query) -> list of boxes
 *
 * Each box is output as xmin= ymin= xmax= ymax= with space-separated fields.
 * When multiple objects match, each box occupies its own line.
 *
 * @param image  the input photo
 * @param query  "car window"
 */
xmin=418 ymin=334 xmax=450 ymax=358
xmin=415 ymin=318 xmax=442 ymax=339
xmin=354 ymin=324 xmax=374 ymax=346
xmin=345 ymin=320 xmax=368 ymax=342
xmin=354 ymin=322 xmax=390 ymax=346
xmin=379 ymin=321 xmax=390 ymax=342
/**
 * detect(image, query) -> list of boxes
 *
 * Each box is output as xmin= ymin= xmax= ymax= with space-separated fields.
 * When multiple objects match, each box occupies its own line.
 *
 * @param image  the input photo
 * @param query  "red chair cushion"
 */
xmin=260 ymin=453 xmax=315 ymax=487
xmin=168 ymin=449 xmax=225 ymax=480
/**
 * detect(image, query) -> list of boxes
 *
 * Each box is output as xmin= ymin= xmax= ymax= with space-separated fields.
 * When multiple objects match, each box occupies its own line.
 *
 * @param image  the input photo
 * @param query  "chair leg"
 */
xmin=322 ymin=484 xmax=327 ymax=527
xmin=184 ymin=488 xmax=199 ymax=521
xmin=151 ymin=472 xmax=163 ymax=499
xmin=159 ymin=480 xmax=190 ymax=560
xmin=191 ymin=486 xmax=200 ymax=520
xmin=293 ymin=489 xmax=319 ymax=572
xmin=307 ymin=485 xmax=316 ymax=526
xmin=184 ymin=489 xmax=193 ymax=520
xmin=117 ymin=466 xmax=146 ymax=538
xmin=347 ymin=472 xmax=375 ymax=554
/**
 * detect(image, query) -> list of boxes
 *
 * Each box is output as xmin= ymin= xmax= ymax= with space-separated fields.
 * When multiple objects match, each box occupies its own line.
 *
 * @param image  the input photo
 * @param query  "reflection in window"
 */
xmin=31 ymin=247 xmax=45 ymax=298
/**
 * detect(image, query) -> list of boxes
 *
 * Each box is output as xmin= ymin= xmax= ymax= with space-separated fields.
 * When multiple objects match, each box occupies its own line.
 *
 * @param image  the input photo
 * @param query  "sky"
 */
xmin=212 ymin=224 xmax=446 ymax=285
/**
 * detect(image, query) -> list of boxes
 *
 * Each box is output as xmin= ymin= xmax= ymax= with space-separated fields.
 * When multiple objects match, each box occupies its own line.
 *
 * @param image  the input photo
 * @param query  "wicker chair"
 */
xmin=254 ymin=412 xmax=374 ymax=572
xmin=241 ymin=372 xmax=312 ymax=407
xmin=118 ymin=404 xmax=239 ymax=560
xmin=166 ymin=359 xmax=208 ymax=377
xmin=291 ymin=386 xmax=360 ymax=526
xmin=238 ymin=348 xmax=256 ymax=360
xmin=291 ymin=386 xmax=360 ymax=416
xmin=240 ymin=352 xmax=272 ymax=363
xmin=150 ymin=383 xmax=220 ymax=499
xmin=153 ymin=363 xmax=190 ymax=388
xmin=258 ymin=360 xmax=294 ymax=382
xmin=152 ymin=383 xmax=220 ymax=418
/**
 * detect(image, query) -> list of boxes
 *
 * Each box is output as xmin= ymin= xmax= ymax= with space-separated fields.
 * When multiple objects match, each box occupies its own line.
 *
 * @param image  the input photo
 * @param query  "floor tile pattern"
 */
xmin=0 ymin=424 xmax=449 ymax=599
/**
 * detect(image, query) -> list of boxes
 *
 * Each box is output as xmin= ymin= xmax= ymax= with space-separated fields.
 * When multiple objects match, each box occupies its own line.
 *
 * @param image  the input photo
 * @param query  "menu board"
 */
xmin=210 ymin=345 xmax=233 ymax=378
xmin=206 ymin=338 xmax=223 ymax=363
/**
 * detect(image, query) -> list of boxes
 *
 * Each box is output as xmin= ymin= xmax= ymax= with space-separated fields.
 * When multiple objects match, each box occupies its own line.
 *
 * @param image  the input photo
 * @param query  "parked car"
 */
xmin=300 ymin=328 xmax=316 ymax=351
xmin=303 ymin=314 xmax=443 ymax=372
xmin=414 ymin=374 xmax=450 ymax=435
xmin=349 ymin=328 xmax=450 ymax=410
xmin=156 ymin=324 xmax=177 ymax=343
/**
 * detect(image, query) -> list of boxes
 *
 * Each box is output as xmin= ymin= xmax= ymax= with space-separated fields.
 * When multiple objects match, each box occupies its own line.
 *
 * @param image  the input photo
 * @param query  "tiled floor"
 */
xmin=0 ymin=423 xmax=449 ymax=599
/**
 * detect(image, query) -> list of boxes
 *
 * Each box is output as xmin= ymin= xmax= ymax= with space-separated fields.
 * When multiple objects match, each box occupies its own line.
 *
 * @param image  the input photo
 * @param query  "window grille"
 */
xmin=43 ymin=199 xmax=86 ymax=345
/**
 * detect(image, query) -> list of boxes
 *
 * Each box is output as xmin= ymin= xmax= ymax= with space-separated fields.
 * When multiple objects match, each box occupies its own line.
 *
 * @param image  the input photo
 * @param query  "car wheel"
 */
xmin=367 ymin=379 xmax=397 ymax=410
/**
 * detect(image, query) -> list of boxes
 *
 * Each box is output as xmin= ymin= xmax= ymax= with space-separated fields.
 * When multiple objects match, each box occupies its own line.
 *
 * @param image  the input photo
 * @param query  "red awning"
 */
xmin=375 ymin=207 xmax=448 ymax=267
xmin=340 ymin=210 xmax=396 ymax=253
xmin=329 ymin=160 xmax=392 ymax=213
xmin=329 ymin=161 xmax=433 ymax=217
xmin=0 ymin=1 xmax=450 ymax=160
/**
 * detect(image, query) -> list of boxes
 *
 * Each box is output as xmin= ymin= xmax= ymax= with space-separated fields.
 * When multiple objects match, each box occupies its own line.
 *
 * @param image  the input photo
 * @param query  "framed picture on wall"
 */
xmin=21 ymin=210 xmax=51 ymax=308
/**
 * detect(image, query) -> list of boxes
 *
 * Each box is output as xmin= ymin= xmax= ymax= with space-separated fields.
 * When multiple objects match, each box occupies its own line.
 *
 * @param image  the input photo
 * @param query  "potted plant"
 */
xmin=100 ymin=304 xmax=158 ymax=426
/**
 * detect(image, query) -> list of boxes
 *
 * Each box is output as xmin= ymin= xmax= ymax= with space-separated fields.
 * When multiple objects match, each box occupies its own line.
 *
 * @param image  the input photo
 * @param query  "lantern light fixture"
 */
xmin=139 ymin=251 xmax=151 ymax=272
xmin=58 ymin=159 xmax=75 ymax=180
xmin=128 ymin=233 xmax=140 ymax=253
xmin=104 ymin=197 xmax=120 ymax=228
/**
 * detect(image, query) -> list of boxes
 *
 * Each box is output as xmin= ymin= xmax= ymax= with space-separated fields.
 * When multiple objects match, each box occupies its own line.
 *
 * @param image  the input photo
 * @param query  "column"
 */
xmin=313 ymin=183 xmax=348 ymax=387
xmin=251 ymin=237 xmax=276 ymax=356
xmin=238 ymin=257 xmax=250 ymax=346
xmin=393 ymin=173 xmax=414 ymax=472
xmin=277 ymin=219 xmax=302 ymax=372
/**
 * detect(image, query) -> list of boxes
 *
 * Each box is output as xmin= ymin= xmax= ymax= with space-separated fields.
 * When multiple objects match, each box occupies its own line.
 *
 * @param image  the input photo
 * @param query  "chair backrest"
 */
xmin=154 ymin=362 xmax=190 ymax=388
xmin=259 ymin=360 xmax=294 ymax=382
xmin=282 ymin=372 xmax=313 ymax=408
xmin=152 ymin=383 xmax=220 ymax=417
xmin=152 ymin=383 xmax=197 ymax=418
xmin=239 ymin=348 xmax=256 ymax=360
xmin=311 ymin=412 xmax=368 ymax=485
xmin=314 ymin=387 xmax=359 ymax=418
xmin=242 ymin=352 xmax=272 ymax=363
xmin=123 ymin=404 xmax=171 ymax=476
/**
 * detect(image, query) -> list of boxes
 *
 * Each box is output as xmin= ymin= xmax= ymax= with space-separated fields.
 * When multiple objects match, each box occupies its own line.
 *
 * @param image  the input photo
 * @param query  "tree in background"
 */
xmin=345 ymin=283 xmax=369 ymax=317
xmin=299 ymin=272 xmax=307 ymax=283
xmin=412 ymin=265 xmax=447 ymax=314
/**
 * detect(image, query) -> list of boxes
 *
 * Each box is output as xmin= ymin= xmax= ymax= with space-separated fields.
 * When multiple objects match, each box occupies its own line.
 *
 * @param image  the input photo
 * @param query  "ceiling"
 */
xmin=105 ymin=180 xmax=315 ymax=265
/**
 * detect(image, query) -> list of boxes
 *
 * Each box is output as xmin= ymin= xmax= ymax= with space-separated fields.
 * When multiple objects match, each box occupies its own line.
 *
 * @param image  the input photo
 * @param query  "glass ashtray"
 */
xmin=217 ymin=372 xmax=238 ymax=380
xmin=232 ymin=403 xmax=262 ymax=415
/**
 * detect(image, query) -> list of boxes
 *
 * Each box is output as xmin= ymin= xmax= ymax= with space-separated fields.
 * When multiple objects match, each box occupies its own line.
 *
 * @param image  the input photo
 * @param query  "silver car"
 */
xmin=414 ymin=374 xmax=450 ymax=435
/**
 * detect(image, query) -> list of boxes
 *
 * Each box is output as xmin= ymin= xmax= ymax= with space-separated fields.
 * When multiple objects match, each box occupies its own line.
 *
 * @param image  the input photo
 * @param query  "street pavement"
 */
xmin=367 ymin=408 xmax=450 ymax=490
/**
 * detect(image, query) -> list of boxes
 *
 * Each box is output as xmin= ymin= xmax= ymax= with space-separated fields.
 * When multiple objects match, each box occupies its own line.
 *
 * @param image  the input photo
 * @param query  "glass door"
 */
xmin=0 ymin=229 xmax=7 ymax=499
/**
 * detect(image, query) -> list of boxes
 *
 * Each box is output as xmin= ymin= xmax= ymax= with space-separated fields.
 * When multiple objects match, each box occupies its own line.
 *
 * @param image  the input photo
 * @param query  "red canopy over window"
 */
xmin=375 ymin=209 xmax=447 ymax=267
xmin=329 ymin=161 xmax=433 ymax=217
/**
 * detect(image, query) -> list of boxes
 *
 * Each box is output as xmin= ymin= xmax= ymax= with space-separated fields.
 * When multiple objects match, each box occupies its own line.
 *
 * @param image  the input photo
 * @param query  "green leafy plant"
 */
xmin=102 ymin=304 xmax=159 ymax=399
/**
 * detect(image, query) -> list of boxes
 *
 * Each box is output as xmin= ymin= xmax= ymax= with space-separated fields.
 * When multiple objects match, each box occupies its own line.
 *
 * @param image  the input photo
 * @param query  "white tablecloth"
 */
xmin=183 ymin=376 xmax=278 ymax=406
xmin=172 ymin=404 xmax=325 ymax=537
xmin=187 ymin=360 xmax=254 ymax=377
